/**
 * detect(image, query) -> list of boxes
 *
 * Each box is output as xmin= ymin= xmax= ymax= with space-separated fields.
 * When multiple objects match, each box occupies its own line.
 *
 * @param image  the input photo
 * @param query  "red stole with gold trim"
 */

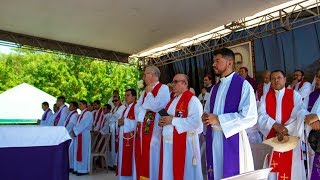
xmin=158 ymin=90 xmax=194 ymax=180
xmin=265 ymin=88 xmax=294 ymax=180
xmin=135 ymin=82 xmax=162 ymax=179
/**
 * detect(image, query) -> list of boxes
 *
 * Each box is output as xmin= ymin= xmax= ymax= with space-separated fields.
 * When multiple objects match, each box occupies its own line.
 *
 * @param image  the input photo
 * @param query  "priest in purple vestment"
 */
xmin=202 ymin=48 xmax=257 ymax=180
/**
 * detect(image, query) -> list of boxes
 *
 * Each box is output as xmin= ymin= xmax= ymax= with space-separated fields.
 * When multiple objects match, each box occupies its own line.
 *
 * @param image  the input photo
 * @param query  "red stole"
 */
xmin=119 ymin=102 xmax=136 ymax=176
xmin=76 ymin=109 xmax=88 ymax=162
xmin=135 ymin=82 xmax=162 ymax=179
xmin=159 ymin=90 xmax=194 ymax=180
xmin=294 ymin=80 xmax=305 ymax=90
xmin=93 ymin=108 xmax=103 ymax=128
xmin=265 ymin=88 xmax=294 ymax=180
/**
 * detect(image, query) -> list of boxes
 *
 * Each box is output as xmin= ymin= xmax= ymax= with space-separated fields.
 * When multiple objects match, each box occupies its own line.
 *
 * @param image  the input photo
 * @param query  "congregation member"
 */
xmin=298 ymin=69 xmax=320 ymax=180
xmin=70 ymin=100 xmax=93 ymax=176
xmin=158 ymin=74 xmax=203 ymax=180
xmin=203 ymin=74 xmax=214 ymax=93
xmin=258 ymin=70 xmax=306 ymax=180
xmin=288 ymin=70 xmax=312 ymax=100
xmin=54 ymin=96 xmax=70 ymax=126
xmin=92 ymin=100 xmax=104 ymax=132
xmin=39 ymin=102 xmax=53 ymax=126
xmin=101 ymin=95 xmax=125 ymax=168
xmin=203 ymin=48 xmax=257 ymax=179
xmin=117 ymin=89 xmax=137 ymax=180
xmin=134 ymin=66 xmax=170 ymax=180
xmin=198 ymin=87 xmax=210 ymax=108
xmin=256 ymin=70 xmax=271 ymax=101
xmin=65 ymin=101 xmax=79 ymax=172
xmin=238 ymin=66 xmax=258 ymax=92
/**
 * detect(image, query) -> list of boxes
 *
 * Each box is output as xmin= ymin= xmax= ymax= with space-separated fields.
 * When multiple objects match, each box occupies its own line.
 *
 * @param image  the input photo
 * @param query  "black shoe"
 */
xmin=76 ymin=173 xmax=89 ymax=176
xmin=69 ymin=169 xmax=74 ymax=173
xmin=72 ymin=171 xmax=77 ymax=174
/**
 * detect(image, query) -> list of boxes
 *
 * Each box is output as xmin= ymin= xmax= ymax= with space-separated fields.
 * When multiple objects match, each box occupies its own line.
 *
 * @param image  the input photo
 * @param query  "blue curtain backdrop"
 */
xmin=159 ymin=18 xmax=320 ymax=94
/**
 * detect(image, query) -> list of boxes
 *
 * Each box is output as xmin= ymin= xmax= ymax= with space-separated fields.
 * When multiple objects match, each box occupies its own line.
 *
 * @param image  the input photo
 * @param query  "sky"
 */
xmin=0 ymin=45 xmax=12 ymax=54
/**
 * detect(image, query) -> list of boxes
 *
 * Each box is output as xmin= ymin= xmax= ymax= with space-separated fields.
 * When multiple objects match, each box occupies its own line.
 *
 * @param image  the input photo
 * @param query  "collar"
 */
xmin=274 ymin=87 xmax=285 ymax=95
xmin=220 ymin=72 xmax=235 ymax=83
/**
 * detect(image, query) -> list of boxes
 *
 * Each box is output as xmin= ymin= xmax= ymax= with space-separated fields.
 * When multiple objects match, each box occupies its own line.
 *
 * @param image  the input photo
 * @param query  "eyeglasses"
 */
xmin=171 ymin=80 xmax=185 ymax=84
xmin=112 ymin=100 xmax=119 ymax=102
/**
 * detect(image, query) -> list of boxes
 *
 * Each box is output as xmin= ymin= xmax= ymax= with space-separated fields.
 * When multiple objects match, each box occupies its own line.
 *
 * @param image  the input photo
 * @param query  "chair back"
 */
xmin=250 ymin=143 xmax=273 ymax=170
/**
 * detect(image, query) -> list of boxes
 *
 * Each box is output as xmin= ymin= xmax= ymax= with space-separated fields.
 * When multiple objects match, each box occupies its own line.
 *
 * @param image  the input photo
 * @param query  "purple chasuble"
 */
xmin=42 ymin=109 xmax=51 ymax=120
xmin=309 ymin=90 xmax=320 ymax=179
xmin=206 ymin=73 xmax=244 ymax=179
xmin=308 ymin=89 xmax=320 ymax=111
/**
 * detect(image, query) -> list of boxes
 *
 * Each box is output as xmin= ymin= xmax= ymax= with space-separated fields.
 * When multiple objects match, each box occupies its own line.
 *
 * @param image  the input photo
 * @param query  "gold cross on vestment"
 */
xmin=280 ymin=173 xmax=289 ymax=180
xmin=271 ymin=160 xmax=278 ymax=168
xmin=207 ymin=165 xmax=214 ymax=176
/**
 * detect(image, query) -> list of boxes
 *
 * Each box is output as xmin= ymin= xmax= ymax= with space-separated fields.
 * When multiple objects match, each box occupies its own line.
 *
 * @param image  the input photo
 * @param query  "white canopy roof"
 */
xmin=0 ymin=0 xmax=290 ymax=55
xmin=0 ymin=83 xmax=57 ymax=120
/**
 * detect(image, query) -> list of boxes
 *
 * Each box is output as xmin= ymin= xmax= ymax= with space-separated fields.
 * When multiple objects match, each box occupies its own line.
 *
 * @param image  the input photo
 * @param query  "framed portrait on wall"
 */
xmin=228 ymin=41 xmax=255 ymax=78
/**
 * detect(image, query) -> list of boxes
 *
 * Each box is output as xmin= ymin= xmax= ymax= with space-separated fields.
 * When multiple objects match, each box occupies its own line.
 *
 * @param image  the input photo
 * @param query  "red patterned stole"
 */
xmin=93 ymin=108 xmax=103 ymax=128
xmin=135 ymin=82 xmax=162 ymax=179
xmin=119 ymin=102 xmax=136 ymax=176
xmin=159 ymin=90 xmax=194 ymax=180
xmin=76 ymin=108 xmax=88 ymax=162
xmin=265 ymin=88 xmax=294 ymax=180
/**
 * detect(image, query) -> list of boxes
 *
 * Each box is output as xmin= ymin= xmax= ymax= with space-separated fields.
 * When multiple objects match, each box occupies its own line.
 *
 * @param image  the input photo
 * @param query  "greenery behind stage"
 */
xmin=0 ymin=48 xmax=140 ymax=104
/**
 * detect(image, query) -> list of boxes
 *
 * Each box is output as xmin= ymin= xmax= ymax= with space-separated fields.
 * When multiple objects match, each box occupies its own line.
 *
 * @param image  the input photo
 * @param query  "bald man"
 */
xmin=158 ymin=74 xmax=203 ymax=180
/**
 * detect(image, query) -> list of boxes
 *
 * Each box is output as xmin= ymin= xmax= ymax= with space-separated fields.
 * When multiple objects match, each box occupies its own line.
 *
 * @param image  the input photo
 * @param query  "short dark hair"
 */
xmin=42 ymin=102 xmax=49 ymax=107
xmin=79 ymin=100 xmax=87 ymax=106
xmin=57 ymin=96 xmax=66 ymax=103
xmin=271 ymin=70 xmax=286 ymax=77
xmin=93 ymin=100 xmax=101 ymax=105
xmin=69 ymin=101 xmax=78 ymax=109
xmin=113 ymin=90 xmax=119 ymax=94
xmin=204 ymin=74 xmax=212 ymax=80
xmin=126 ymin=89 xmax=137 ymax=97
xmin=294 ymin=70 xmax=304 ymax=76
xmin=240 ymin=67 xmax=248 ymax=72
xmin=104 ymin=104 xmax=112 ymax=110
xmin=213 ymin=48 xmax=235 ymax=61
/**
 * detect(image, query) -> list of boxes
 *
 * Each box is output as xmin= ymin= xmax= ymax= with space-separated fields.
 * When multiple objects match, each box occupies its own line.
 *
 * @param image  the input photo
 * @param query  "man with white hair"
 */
xmin=134 ymin=66 xmax=170 ymax=180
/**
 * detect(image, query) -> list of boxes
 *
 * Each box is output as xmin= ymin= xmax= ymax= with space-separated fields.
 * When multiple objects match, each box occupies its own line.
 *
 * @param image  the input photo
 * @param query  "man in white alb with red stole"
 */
xmin=134 ymin=66 xmax=170 ymax=180
xmin=92 ymin=100 xmax=104 ymax=132
xmin=258 ymin=70 xmax=306 ymax=180
xmin=158 ymin=74 xmax=203 ymax=180
xmin=70 ymin=100 xmax=93 ymax=175
xmin=117 ymin=89 xmax=138 ymax=180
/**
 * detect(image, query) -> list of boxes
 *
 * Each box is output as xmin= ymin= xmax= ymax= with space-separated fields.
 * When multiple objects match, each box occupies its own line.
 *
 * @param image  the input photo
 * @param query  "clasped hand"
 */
xmin=158 ymin=115 xmax=173 ymax=127
xmin=201 ymin=113 xmax=219 ymax=126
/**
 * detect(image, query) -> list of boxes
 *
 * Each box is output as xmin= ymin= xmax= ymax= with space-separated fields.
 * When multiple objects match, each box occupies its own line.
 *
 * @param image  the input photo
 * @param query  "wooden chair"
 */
xmin=90 ymin=133 xmax=111 ymax=174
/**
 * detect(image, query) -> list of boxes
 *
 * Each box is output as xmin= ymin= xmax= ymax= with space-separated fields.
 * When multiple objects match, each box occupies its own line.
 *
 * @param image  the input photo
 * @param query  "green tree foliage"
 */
xmin=0 ymin=48 xmax=140 ymax=104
